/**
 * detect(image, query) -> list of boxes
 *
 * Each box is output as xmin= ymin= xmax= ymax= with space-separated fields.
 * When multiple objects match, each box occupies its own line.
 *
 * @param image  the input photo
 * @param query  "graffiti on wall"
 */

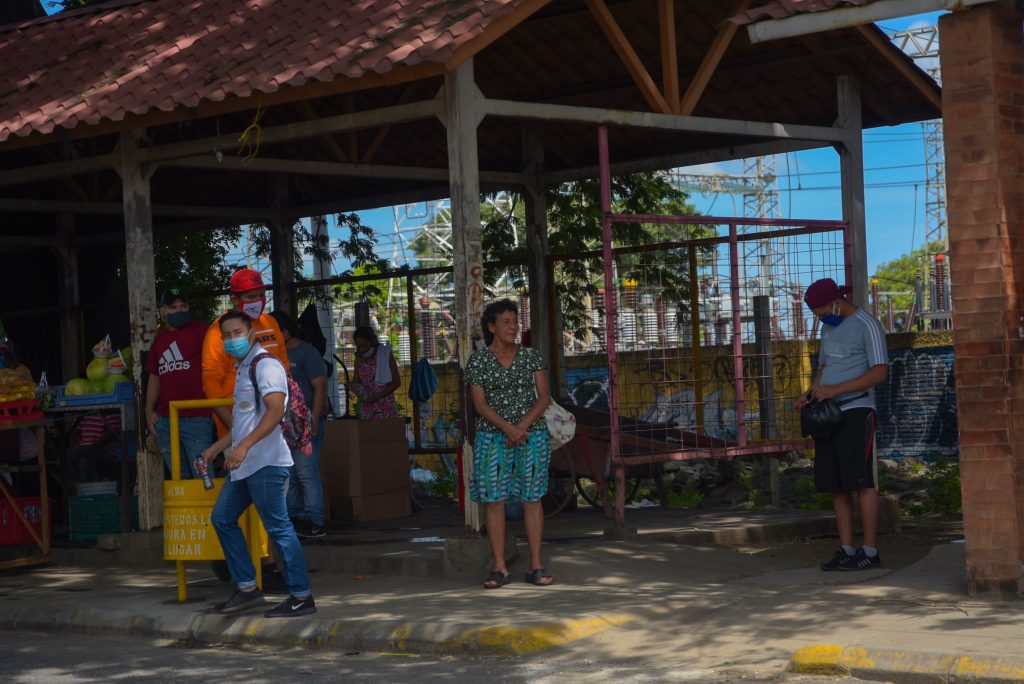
xmin=564 ymin=343 xmax=959 ymax=460
xmin=874 ymin=347 xmax=957 ymax=459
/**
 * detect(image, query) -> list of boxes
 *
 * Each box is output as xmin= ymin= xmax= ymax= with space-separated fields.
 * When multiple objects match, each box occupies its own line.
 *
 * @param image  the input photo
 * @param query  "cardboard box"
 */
xmin=319 ymin=418 xmax=411 ymax=521
xmin=329 ymin=485 xmax=412 ymax=522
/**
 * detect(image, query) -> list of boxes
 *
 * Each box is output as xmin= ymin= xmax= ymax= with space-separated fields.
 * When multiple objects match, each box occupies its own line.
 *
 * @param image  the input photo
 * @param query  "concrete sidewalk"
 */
xmin=1 ymin=509 xmax=1018 ymax=682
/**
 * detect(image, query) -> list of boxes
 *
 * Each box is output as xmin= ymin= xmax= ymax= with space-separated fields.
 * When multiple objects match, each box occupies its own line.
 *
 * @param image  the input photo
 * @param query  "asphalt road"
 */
xmin=4 ymin=631 xmax=878 ymax=683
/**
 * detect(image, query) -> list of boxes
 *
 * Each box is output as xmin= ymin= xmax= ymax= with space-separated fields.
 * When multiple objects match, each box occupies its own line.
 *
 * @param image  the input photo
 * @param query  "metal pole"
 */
xmin=407 ymin=275 xmax=421 ymax=451
xmin=729 ymin=222 xmax=747 ymax=448
xmin=598 ymin=126 xmax=625 ymax=529
xmin=688 ymin=246 xmax=704 ymax=437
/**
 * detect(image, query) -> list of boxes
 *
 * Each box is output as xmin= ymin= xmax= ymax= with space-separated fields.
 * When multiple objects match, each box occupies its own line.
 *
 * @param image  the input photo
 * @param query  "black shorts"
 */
xmin=813 ymin=407 xmax=876 ymax=493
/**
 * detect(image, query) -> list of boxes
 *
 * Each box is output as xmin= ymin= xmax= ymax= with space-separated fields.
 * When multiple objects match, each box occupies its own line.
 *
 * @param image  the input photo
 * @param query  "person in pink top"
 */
xmin=349 ymin=326 xmax=400 ymax=420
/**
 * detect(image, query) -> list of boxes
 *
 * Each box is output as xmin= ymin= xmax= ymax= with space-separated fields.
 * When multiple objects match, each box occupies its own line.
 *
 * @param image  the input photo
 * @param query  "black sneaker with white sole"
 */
xmin=820 ymin=548 xmax=854 ymax=572
xmin=264 ymin=595 xmax=317 ymax=618
xmin=214 ymin=589 xmax=265 ymax=613
xmin=298 ymin=523 xmax=326 ymax=540
xmin=838 ymin=549 xmax=882 ymax=571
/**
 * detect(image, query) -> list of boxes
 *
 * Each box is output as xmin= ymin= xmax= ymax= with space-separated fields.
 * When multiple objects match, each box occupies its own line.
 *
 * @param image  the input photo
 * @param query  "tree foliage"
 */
xmin=482 ymin=173 xmax=710 ymax=338
xmin=871 ymin=241 xmax=945 ymax=318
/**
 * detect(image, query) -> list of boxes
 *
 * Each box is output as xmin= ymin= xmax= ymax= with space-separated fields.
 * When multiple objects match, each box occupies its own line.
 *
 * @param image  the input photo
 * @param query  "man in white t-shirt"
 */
xmin=797 ymin=278 xmax=888 ymax=572
xmin=201 ymin=310 xmax=315 ymax=618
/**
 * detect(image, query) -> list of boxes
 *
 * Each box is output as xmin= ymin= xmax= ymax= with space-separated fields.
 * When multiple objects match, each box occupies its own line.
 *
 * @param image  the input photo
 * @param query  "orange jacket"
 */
xmin=202 ymin=311 xmax=289 ymax=436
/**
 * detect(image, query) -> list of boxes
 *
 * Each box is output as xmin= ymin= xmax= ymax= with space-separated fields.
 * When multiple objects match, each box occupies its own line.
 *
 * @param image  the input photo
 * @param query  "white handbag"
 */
xmin=544 ymin=400 xmax=577 ymax=451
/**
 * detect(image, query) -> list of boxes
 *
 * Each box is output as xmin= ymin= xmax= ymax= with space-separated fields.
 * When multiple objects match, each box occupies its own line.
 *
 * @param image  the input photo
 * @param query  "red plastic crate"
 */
xmin=0 ymin=497 xmax=51 ymax=546
xmin=0 ymin=398 xmax=43 ymax=425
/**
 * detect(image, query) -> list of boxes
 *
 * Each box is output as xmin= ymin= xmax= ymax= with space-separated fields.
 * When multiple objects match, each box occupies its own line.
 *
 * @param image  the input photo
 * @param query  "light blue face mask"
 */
xmin=223 ymin=335 xmax=251 ymax=359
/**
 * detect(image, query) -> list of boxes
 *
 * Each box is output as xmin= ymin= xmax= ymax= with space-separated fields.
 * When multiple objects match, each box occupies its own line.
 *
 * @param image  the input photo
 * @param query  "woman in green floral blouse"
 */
xmin=467 ymin=299 xmax=553 ymax=589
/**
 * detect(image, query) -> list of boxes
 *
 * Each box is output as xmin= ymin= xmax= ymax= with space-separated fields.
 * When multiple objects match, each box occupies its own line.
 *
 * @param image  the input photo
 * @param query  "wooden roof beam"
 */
xmin=542 ymin=138 xmax=828 ymax=185
xmin=659 ymin=0 xmax=680 ymax=113
xmin=0 ymin=196 xmax=275 ymax=219
xmin=163 ymin=155 xmax=526 ymax=187
xmin=678 ymin=0 xmax=751 ymax=116
xmin=584 ymin=0 xmax=672 ymax=114
xmin=297 ymin=102 xmax=349 ymax=163
xmin=480 ymin=98 xmax=850 ymax=143
xmin=854 ymin=25 xmax=941 ymax=111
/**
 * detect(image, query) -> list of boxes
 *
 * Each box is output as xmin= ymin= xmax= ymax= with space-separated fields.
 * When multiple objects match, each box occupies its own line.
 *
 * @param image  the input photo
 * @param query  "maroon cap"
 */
xmin=230 ymin=268 xmax=265 ymax=294
xmin=804 ymin=278 xmax=851 ymax=309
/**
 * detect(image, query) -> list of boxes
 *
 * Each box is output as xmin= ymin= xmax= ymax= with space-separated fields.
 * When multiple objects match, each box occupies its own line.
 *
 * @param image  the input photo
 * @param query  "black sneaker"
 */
xmin=298 ymin=523 xmax=326 ymax=540
xmin=264 ymin=595 xmax=317 ymax=618
xmin=820 ymin=548 xmax=855 ymax=572
xmin=838 ymin=549 xmax=882 ymax=571
xmin=214 ymin=589 xmax=265 ymax=614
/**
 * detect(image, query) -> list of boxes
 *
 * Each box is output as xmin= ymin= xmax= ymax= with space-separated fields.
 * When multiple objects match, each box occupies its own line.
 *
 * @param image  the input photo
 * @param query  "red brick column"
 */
xmin=941 ymin=5 xmax=1024 ymax=597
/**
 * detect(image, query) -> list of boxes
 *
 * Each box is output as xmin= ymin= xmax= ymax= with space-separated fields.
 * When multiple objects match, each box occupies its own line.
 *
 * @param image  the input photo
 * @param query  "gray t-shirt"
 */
xmin=818 ymin=307 xmax=887 ymax=411
xmin=285 ymin=339 xmax=327 ymax=411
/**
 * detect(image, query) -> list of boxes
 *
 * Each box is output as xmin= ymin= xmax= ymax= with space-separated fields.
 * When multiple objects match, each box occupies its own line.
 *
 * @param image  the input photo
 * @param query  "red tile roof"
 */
xmin=0 ymin=0 xmax=538 ymax=143
xmin=731 ymin=0 xmax=881 ymax=25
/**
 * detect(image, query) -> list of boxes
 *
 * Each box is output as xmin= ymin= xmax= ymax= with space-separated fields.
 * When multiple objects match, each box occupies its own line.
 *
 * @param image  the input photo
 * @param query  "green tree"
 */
xmin=871 ymin=241 xmax=944 ymax=322
xmin=484 ymin=173 xmax=710 ymax=339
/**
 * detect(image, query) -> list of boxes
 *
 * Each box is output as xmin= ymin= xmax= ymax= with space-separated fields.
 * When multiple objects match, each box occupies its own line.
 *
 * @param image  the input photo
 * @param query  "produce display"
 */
xmin=0 ymin=369 xmax=37 ymax=403
xmin=60 ymin=335 xmax=135 ymax=401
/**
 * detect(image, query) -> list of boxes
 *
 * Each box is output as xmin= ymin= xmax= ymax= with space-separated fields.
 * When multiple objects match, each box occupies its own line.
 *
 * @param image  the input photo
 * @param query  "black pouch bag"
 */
xmin=800 ymin=392 xmax=868 ymax=439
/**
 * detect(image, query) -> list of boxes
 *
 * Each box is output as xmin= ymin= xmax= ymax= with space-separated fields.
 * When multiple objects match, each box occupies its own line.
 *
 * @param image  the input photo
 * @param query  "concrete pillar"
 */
xmin=269 ymin=178 xmax=296 ymax=319
xmin=836 ymin=75 xmax=867 ymax=307
xmin=940 ymin=4 xmax=1024 ymax=597
xmin=55 ymin=212 xmax=82 ymax=383
xmin=522 ymin=126 xmax=554 ymax=380
xmin=445 ymin=58 xmax=484 ymax=531
xmin=117 ymin=130 xmax=161 ymax=531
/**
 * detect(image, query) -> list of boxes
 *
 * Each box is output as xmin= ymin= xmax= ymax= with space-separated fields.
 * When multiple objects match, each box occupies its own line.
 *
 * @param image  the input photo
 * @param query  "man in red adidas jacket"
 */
xmin=145 ymin=287 xmax=214 ymax=479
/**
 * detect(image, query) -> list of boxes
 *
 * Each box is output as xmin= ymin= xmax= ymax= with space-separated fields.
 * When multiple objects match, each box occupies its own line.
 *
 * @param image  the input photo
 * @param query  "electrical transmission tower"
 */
xmin=889 ymin=26 xmax=945 ymax=252
xmin=888 ymin=25 xmax=947 ymax=329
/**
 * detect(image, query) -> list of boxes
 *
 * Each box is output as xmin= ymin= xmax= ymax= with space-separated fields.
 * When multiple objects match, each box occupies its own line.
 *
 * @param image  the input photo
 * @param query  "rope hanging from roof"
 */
xmin=237 ymin=102 xmax=266 ymax=164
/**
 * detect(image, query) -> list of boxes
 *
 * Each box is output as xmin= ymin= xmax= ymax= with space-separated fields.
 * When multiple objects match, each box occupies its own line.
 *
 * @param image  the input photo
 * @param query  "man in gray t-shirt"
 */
xmin=269 ymin=311 xmax=328 ymax=539
xmin=797 ymin=278 xmax=888 ymax=572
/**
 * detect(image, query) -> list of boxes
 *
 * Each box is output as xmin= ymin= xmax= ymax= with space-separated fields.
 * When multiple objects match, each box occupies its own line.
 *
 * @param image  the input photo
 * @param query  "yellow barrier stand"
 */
xmin=164 ymin=399 xmax=268 ymax=602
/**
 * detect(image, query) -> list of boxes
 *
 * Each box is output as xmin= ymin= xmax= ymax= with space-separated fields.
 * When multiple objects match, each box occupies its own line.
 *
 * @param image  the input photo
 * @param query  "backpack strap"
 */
xmin=247 ymin=352 xmax=274 ymax=411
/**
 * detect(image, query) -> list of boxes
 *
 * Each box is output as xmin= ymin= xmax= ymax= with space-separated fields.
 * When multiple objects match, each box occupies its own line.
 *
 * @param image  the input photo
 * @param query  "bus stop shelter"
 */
xmin=0 ymin=0 xmax=939 ymax=531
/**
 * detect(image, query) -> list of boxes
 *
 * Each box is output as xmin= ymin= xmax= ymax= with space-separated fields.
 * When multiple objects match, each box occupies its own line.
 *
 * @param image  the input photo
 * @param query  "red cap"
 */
xmin=804 ymin=278 xmax=851 ymax=309
xmin=230 ymin=268 xmax=264 ymax=294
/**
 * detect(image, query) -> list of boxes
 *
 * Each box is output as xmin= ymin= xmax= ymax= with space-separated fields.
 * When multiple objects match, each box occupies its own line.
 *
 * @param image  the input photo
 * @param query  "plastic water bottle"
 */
xmin=194 ymin=456 xmax=214 ymax=490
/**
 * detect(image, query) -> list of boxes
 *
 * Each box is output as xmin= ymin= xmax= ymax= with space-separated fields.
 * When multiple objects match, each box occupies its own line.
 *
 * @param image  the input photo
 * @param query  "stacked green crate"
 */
xmin=68 ymin=494 xmax=139 ymax=541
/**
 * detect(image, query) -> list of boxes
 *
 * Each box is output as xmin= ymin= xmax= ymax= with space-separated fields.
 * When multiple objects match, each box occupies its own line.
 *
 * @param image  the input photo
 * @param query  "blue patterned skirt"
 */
xmin=470 ymin=428 xmax=551 ymax=503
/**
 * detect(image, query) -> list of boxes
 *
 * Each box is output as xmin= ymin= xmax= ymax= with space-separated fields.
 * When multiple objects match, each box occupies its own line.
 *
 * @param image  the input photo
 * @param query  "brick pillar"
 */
xmin=941 ymin=5 xmax=1024 ymax=597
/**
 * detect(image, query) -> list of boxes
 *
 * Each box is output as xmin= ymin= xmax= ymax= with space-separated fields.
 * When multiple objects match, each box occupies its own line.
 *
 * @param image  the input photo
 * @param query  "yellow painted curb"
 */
xmin=789 ymin=644 xmax=844 ymax=673
xmin=791 ymin=645 xmax=1024 ymax=682
xmin=951 ymin=655 xmax=1024 ymax=681
xmin=390 ymin=614 xmax=636 ymax=656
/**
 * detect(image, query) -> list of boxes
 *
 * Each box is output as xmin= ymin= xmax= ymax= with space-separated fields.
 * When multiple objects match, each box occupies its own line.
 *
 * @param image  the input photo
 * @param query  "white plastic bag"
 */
xmin=544 ymin=400 xmax=577 ymax=451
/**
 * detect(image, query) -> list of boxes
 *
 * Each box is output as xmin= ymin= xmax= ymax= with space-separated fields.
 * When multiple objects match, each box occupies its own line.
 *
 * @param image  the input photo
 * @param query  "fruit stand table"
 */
xmin=0 ymin=419 xmax=50 ymax=569
xmin=45 ymin=398 xmax=135 ymax=534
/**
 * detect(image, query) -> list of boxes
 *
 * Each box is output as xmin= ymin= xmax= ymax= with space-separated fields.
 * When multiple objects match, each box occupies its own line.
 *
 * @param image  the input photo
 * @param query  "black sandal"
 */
xmin=483 ymin=571 xmax=511 ymax=589
xmin=525 ymin=568 xmax=554 ymax=586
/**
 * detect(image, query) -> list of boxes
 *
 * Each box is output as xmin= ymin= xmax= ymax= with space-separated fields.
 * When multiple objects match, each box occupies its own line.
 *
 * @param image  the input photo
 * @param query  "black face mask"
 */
xmin=166 ymin=311 xmax=191 ymax=329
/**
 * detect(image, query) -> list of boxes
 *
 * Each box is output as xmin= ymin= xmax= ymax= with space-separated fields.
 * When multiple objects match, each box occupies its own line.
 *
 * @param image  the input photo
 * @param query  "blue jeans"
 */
xmin=287 ymin=419 xmax=325 ymax=525
xmin=211 ymin=465 xmax=311 ymax=597
xmin=156 ymin=415 xmax=214 ymax=479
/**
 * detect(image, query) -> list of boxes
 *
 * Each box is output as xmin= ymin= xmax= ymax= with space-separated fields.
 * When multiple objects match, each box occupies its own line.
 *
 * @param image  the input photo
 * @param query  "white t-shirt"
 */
xmin=229 ymin=342 xmax=293 ymax=481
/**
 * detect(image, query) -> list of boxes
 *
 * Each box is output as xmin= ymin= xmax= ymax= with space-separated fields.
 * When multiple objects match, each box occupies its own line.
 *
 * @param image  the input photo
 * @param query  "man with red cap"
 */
xmin=202 ymin=268 xmax=290 ymax=435
xmin=797 ymin=278 xmax=888 ymax=572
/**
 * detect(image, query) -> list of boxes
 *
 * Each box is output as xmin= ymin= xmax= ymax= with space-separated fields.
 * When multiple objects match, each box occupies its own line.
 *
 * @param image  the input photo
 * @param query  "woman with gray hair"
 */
xmin=466 ymin=299 xmax=554 ymax=588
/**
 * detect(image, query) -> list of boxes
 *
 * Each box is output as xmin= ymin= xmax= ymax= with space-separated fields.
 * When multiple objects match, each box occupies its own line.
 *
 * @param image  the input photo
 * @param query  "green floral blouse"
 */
xmin=466 ymin=346 xmax=547 ymax=433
